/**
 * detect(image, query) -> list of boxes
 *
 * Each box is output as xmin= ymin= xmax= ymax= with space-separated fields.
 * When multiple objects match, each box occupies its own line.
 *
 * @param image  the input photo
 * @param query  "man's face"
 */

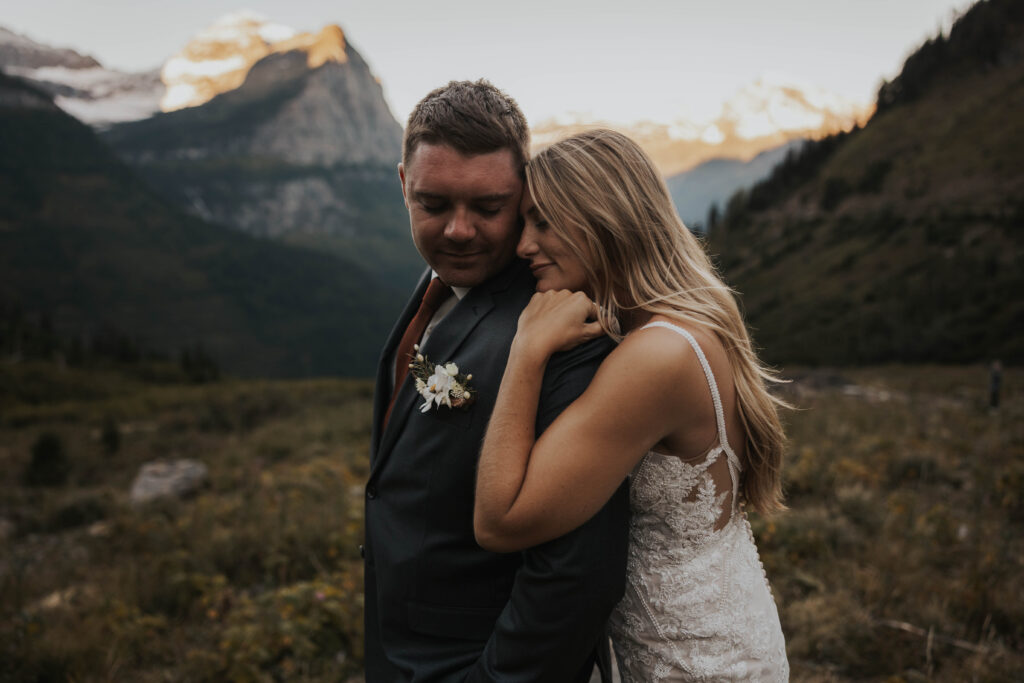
xmin=399 ymin=143 xmax=523 ymax=289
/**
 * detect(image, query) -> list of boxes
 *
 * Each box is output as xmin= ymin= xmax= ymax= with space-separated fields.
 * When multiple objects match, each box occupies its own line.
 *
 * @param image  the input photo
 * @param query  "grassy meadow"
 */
xmin=1 ymin=361 xmax=1021 ymax=681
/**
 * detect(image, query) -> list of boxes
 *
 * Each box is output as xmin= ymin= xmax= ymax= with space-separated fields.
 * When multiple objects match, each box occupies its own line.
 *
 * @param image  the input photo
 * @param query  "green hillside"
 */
xmin=0 ymin=72 xmax=404 ymax=378
xmin=709 ymin=0 xmax=1024 ymax=365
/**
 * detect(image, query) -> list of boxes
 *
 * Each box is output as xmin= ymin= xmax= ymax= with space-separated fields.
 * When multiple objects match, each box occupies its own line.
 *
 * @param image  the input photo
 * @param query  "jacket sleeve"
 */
xmin=465 ymin=337 xmax=631 ymax=683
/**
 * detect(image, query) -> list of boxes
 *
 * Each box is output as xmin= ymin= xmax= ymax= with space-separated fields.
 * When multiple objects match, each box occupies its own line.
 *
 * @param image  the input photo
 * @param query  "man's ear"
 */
xmin=398 ymin=162 xmax=408 ymax=208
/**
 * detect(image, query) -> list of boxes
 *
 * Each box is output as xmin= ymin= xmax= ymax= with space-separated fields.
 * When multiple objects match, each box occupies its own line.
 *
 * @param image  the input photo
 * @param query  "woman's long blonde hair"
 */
xmin=526 ymin=129 xmax=787 ymax=513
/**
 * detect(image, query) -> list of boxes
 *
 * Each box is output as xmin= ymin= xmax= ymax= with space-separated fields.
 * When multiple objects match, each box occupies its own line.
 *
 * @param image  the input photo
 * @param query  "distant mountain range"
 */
xmin=532 ymin=74 xmax=868 ymax=227
xmin=0 ymin=15 xmax=866 ymax=246
xmin=0 ymin=17 xmax=866 ymax=176
xmin=0 ymin=26 xmax=163 ymax=125
xmin=666 ymin=140 xmax=803 ymax=230
xmin=533 ymin=74 xmax=869 ymax=178
xmin=709 ymin=0 xmax=1024 ymax=365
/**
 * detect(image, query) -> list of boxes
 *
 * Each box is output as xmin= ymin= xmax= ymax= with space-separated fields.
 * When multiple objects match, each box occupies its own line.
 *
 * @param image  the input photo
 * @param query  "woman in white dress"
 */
xmin=474 ymin=129 xmax=789 ymax=681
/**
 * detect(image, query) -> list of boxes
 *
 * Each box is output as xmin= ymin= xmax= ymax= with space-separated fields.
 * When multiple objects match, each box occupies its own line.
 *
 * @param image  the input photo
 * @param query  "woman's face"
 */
xmin=517 ymin=194 xmax=590 ymax=294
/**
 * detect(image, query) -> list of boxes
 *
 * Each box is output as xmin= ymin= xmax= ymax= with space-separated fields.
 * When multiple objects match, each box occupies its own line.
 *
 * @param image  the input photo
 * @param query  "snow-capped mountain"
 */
xmin=100 ymin=13 xmax=412 ymax=283
xmin=108 ymin=15 xmax=399 ymax=167
xmin=0 ymin=27 xmax=163 ymax=125
xmin=532 ymin=74 xmax=871 ymax=177
xmin=160 ymin=10 xmax=341 ymax=112
xmin=0 ymin=12 xmax=364 ymax=126
xmin=9 ymin=64 xmax=163 ymax=125
xmin=714 ymin=72 xmax=865 ymax=143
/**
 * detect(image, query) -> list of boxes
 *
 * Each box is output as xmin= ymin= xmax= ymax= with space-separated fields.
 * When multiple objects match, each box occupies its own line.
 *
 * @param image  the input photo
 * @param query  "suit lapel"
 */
xmin=371 ymin=269 xmax=431 ymax=457
xmin=371 ymin=261 xmax=523 ymax=481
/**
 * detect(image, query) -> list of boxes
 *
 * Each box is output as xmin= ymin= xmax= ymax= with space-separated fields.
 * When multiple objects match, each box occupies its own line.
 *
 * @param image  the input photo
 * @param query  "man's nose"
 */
xmin=444 ymin=207 xmax=475 ymax=242
xmin=516 ymin=225 xmax=537 ymax=258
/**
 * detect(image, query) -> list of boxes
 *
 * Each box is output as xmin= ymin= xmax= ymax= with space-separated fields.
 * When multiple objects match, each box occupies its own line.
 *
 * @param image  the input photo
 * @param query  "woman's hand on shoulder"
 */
xmin=511 ymin=290 xmax=605 ymax=362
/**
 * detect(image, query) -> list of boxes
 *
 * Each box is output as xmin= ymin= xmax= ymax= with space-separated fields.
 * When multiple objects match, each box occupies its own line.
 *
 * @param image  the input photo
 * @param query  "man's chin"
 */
xmin=436 ymin=269 xmax=485 ymax=289
xmin=434 ymin=259 xmax=508 ymax=289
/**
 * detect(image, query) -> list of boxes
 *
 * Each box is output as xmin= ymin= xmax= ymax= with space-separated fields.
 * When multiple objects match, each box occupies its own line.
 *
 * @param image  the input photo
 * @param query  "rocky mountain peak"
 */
xmin=160 ymin=13 xmax=351 ymax=112
xmin=304 ymin=25 xmax=348 ymax=69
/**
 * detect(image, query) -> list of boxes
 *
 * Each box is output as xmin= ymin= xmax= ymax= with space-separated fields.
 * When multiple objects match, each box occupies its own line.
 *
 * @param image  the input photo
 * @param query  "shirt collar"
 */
xmin=431 ymin=271 xmax=469 ymax=300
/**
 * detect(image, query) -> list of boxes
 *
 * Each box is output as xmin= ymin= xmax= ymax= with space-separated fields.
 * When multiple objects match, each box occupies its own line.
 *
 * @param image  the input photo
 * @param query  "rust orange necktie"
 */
xmin=383 ymin=277 xmax=452 ymax=428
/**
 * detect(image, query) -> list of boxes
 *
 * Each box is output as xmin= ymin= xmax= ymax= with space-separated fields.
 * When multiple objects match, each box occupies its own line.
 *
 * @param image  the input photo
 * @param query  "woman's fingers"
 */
xmin=581 ymin=320 xmax=605 ymax=340
xmin=517 ymin=290 xmax=607 ymax=354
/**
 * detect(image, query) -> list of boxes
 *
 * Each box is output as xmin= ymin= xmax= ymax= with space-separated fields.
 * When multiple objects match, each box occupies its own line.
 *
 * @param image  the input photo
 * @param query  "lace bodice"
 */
xmin=608 ymin=322 xmax=788 ymax=682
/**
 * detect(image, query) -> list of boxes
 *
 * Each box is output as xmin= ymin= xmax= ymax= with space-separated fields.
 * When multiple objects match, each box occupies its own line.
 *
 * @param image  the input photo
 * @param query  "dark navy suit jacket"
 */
xmin=364 ymin=260 xmax=630 ymax=682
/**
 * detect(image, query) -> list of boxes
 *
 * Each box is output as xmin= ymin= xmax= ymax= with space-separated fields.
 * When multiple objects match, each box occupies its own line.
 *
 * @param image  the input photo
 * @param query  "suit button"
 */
xmin=366 ymin=485 xmax=378 ymax=499
xmin=359 ymin=544 xmax=365 ymax=558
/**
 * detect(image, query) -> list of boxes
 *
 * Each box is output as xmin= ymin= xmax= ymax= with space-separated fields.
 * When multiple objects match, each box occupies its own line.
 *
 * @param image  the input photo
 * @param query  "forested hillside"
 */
xmin=0 ymin=72 xmax=401 ymax=377
xmin=709 ymin=0 xmax=1023 ymax=365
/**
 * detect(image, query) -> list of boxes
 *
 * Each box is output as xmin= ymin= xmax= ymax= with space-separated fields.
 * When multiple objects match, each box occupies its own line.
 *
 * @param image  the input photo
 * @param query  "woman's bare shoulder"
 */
xmin=604 ymin=317 xmax=731 ymax=402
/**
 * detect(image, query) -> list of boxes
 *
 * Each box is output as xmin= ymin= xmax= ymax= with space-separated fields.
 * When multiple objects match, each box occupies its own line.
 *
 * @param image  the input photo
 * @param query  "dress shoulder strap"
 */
xmin=640 ymin=321 xmax=743 ymax=499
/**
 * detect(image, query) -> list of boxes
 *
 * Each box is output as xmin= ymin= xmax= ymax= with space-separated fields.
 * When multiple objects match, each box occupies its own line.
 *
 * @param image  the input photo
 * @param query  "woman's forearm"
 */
xmin=474 ymin=340 xmax=549 ymax=550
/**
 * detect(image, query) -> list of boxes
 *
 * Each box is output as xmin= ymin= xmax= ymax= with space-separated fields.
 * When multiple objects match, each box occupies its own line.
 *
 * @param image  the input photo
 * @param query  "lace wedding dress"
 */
xmin=607 ymin=322 xmax=789 ymax=681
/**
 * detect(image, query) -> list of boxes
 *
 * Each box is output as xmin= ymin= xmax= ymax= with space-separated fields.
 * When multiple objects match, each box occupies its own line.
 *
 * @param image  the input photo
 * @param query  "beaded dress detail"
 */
xmin=608 ymin=322 xmax=788 ymax=681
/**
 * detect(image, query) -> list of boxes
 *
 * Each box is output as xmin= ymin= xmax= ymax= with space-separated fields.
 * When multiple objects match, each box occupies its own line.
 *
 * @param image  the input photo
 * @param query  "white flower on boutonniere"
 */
xmin=409 ymin=345 xmax=475 ymax=413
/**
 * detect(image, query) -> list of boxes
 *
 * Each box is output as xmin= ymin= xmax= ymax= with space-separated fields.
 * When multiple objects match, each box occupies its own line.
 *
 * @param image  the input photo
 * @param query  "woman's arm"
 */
xmin=474 ymin=293 xmax=688 ymax=552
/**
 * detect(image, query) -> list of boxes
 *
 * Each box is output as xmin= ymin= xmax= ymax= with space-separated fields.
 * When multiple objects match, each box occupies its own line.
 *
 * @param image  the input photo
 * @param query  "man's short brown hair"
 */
xmin=402 ymin=79 xmax=529 ymax=168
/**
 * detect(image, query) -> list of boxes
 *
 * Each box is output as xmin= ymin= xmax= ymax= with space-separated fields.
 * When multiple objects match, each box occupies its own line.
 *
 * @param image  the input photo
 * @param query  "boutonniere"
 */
xmin=409 ymin=344 xmax=476 ymax=413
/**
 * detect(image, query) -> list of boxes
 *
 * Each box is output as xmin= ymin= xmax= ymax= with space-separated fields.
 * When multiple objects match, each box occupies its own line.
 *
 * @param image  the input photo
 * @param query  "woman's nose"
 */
xmin=517 ymin=225 xmax=538 ymax=258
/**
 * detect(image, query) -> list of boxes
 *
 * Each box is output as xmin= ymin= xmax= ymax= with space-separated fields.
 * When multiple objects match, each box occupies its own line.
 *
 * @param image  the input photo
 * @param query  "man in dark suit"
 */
xmin=364 ymin=79 xmax=630 ymax=682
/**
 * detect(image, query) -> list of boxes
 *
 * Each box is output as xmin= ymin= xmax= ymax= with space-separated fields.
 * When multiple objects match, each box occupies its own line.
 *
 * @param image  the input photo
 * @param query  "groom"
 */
xmin=364 ymin=80 xmax=630 ymax=681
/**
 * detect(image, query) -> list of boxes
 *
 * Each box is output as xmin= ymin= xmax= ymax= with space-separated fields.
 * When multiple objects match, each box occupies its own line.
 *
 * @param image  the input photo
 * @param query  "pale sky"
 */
xmin=3 ymin=0 xmax=976 ymax=125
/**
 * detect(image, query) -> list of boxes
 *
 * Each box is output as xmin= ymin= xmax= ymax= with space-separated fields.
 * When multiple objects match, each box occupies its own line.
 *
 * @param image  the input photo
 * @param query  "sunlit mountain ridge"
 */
xmin=533 ymin=72 xmax=870 ymax=177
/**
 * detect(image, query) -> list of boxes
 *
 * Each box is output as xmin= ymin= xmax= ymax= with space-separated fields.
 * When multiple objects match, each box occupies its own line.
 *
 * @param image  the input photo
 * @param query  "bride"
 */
xmin=473 ymin=129 xmax=789 ymax=681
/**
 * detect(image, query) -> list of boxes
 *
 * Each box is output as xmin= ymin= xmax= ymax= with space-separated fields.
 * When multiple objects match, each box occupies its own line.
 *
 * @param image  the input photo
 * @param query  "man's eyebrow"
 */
xmin=410 ymin=191 xmax=515 ymax=202
xmin=473 ymin=193 xmax=515 ymax=203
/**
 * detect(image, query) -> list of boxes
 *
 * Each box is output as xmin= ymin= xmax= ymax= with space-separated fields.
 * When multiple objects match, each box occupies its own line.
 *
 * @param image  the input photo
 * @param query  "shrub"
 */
xmin=48 ymin=494 xmax=109 ymax=532
xmin=857 ymin=160 xmax=893 ymax=193
xmin=23 ymin=432 xmax=69 ymax=487
xmin=185 ymin=572 xmax=363 ymax=681
xmin=100 ymin=416 xmax=120 ymax=455
xmin=821 ymin=177 xmax=852 ymax=211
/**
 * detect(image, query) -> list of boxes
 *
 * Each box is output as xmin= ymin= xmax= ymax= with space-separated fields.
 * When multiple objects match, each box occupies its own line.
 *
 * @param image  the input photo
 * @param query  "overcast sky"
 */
xmin=4 ymin=0 xmax=976 ymax=125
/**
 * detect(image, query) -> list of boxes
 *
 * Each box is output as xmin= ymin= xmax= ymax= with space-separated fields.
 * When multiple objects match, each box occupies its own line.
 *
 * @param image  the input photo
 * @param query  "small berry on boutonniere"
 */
xmin=409 ymin=344 xmax=475 ymax=413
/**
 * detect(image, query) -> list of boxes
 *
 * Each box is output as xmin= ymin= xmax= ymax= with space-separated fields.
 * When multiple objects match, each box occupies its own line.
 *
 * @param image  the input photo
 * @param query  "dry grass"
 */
xmin=766 ymin=364 xmax=1024 ymax=681
xmin=0 ymin=363 xmax=1021 ymax=681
